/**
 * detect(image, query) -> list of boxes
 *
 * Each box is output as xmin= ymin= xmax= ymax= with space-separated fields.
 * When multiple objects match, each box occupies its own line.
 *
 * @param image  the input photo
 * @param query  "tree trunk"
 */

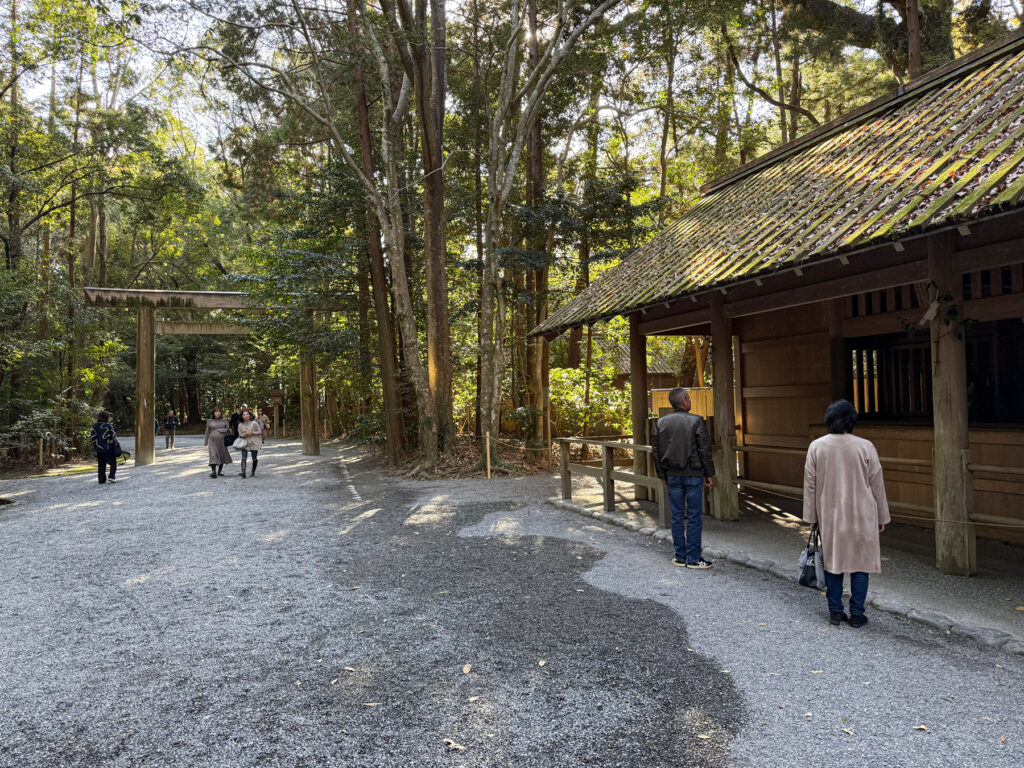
xmin=347 ymin=0 xmax=406 ymax=463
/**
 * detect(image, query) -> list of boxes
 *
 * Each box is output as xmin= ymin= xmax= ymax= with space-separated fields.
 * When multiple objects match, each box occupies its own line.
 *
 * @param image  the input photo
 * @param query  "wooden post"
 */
xmin=629 ymin=314 xmax=649 ymax=500
xmin=134 ymin=307 xmax=156 ymax=466
xmin=928 ymin=235 xmax=976 ymax=575
xmin=486 ymin=431 xmax=492 ymax=479
xmin=656 ymin=474 xmax=670 ymax=528
xmin=559 ymin=441 xmax=571 ymax=499
xmin=601 ymin=444 xmax=615 ymax=512
xmin=299 ymin=356 xmax=320 ymax=456
xmin=709 ymin=293 xmax=740 ymax=520
xmin=38 ymin=438 xmax=44 ymax=468
xmin=273 ymin=402 xmax=279 ymax=439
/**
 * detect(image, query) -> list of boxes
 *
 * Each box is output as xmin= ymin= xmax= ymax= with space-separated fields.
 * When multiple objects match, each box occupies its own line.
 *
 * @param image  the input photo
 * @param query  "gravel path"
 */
xmin=0 ymin=438 xmax=1021 ymax=767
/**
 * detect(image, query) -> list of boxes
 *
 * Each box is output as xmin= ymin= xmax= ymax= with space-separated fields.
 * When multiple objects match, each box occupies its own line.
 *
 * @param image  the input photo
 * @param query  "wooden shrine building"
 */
xmin=83 ymin=287 xmax=321 ymax=465
xmin=533 ymin=30 xmax=1024 ymax=576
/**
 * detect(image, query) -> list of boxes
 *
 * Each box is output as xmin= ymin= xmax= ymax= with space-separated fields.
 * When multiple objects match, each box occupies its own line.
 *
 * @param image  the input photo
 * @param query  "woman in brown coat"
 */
xmin=203 ymin=409 xmax=233 ymax=478
xmin=803 ymin=400 xmax=890 ymax=627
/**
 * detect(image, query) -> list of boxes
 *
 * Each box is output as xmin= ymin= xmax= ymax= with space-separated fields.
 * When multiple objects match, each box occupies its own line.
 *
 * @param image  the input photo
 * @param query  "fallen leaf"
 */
xmin=983 ymin=717 xmax=994 ymax=722
xmin=444 ymin=739 xmax=467 ymax=751
xmin=363 ymin=702 xmax=380 ymax=707
xmin=468 ymin=696 xmax=480 ymax=702
xmin=538 ymin=660 xmax=547 ymax=667
xmin=811 ymin=670 xmax=824 ymax=674
xmin=758 ymin=623 xmax=767 ymax=626
xmin=995 ymin=664 xmax=1004 ymax=669
xmin=913 ymin=725 xmax=929 ymax=731
xmin=805 ymin=713 xmax=813 ymax=718
xmin=721 ymin=669 xmax=731 ymax=674
xmin=1015 ymin=606 xmax=1024 ymax=611
xmin=1001 ymin=736 xmax=1007 ymax=743
xmin=294 ymin=681 xmax=301 ymax=687
xmin=350 ymin=586 xmax=361 ymax=591
xmin=345 ymin=666 xmax=356 ymax=672
xmin=842 ymin=729 xmax=854 ymax=736
xmin=462 ymin=664 xmax=472 ymax=674
xmin=330 ymin=679 xmax=338 ymax=685
xmin=696 ymin=734 xmax=710 ymax=740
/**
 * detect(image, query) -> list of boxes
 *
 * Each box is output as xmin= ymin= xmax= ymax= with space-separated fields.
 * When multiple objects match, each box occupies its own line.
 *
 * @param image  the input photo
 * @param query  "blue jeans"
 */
xmin=241 ymin=448 xmax=258 ymax=469
xmin=824 ymin=570 xmax=869 ymax=616
xmin=666 ymin=476 xmax=704 ymax=563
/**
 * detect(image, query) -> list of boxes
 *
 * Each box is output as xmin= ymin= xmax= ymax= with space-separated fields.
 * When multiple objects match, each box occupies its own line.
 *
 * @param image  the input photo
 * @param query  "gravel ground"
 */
xmin=0 ymin=437 xmax=1021 ymax=767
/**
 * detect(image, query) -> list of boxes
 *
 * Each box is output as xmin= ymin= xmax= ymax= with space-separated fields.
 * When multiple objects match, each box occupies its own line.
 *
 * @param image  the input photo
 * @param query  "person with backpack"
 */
xmin=651 ymin=387 xmax=716 ymax=569
xmin=163 ymin=409 xmax=180 ymax=449
xmin=88 ymin=411 xmax=119 ymax=485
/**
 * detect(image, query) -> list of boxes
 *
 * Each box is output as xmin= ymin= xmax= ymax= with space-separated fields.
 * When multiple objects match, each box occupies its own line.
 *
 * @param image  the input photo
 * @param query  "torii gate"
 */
xmin=84 ymin=288 xmax=320 ymax=465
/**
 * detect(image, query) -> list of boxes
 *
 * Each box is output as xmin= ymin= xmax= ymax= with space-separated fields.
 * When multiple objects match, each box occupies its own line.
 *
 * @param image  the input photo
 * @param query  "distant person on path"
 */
xmin=229 ymin=405 xmax=244 ymax=440
xmin=652 ymin=387 xmax=716 ymax=569
xmin=163 ymin=409 xmax=180 ymax=449
xmin=88 ymin=410 xmax=118 ymax=485
xmin=257 ymin=408 xmax=271 ymax=442
xmin=204 ymin=409 xmax=233 ymax=478
xmin=803 ymin=399 xmax=890 ymax=628
xmin=237 ymin=409 xmax=262 ymax=478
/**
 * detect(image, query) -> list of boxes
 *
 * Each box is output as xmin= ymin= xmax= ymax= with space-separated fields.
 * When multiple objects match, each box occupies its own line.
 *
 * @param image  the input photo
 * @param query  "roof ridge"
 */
xmin=702 ymin=27 xmax=1024 ymax=196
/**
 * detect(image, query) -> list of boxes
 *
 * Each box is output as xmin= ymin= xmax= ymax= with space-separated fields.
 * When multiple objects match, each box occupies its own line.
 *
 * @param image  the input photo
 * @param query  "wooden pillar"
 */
xmin=299 ymin=356 xmax=320 ymax=456
xmin=928 ymin=235 xmax=976 ymax=575
xmin=629 ymin=314 xmax=649 ymax=500
xmin=134 ymin=307 xmax=156 ymax=466
xmin=710 ymin=293 xmax=740 ymax=520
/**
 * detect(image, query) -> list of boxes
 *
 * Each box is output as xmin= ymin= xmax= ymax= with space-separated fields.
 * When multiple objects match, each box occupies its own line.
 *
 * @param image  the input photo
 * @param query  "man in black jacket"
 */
xmin=88 ymin=411 xmax=118 ymax=485
xmin=651 ymin=387 xmax=716 ymax=568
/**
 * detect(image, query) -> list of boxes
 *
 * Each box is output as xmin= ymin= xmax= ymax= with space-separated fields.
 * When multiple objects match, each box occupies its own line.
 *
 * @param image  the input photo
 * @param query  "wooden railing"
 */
xmin=556 ymin=437 xmax=670 ymax=527
xmin=554 ymin=437 xmax=1024 ymax=531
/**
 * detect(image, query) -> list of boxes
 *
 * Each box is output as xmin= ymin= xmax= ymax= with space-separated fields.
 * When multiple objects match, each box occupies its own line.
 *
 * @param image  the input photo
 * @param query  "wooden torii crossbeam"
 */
xmin=84 ymin=288 xmax=320 ymax=465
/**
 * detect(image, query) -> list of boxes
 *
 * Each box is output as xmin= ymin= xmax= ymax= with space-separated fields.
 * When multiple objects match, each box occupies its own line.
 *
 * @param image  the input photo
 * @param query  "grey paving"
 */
xmin=558 ymin=473 xmax=1024 ymax=643
xmin=0 ymin=439 xmax=1021 ymax=767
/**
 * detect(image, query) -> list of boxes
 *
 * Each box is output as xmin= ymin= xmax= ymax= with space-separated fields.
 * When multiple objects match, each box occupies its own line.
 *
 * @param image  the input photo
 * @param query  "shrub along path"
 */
xmin=0 ymin=437 xmax=1020 ymax=766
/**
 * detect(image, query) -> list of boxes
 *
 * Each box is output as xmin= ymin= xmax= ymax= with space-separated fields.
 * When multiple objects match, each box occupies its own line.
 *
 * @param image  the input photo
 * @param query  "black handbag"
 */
xmin=224 ymin=433 xmax=233 ymax=447
xmin=798 ymin=528 xmax=825 ymax=589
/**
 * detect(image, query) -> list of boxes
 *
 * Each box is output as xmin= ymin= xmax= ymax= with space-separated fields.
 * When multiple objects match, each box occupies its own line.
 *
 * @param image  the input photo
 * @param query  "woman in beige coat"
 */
xmin=237 ymin=410 xmax=262 ymax=478
xmin=803 ymin=400 xmax=890 ymax=627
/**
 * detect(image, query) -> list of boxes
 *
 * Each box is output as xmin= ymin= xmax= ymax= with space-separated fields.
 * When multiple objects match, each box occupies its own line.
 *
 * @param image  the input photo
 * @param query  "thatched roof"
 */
xmin=534 ymin=29 xmax=1024 ymax=338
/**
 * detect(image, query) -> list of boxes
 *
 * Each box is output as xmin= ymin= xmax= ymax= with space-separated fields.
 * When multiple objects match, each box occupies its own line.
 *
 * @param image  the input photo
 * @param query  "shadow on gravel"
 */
xmin=297 ymin=456 xmax=745 ymax=767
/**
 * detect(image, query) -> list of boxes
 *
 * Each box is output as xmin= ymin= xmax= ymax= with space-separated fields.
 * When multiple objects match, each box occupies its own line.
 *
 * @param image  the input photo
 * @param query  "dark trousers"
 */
xmin=824 ymin=570 xmax=869 ymax=616
xmin=165 ymin=430 xmax=174 ymax=449
xmin=666 ymin=475 xmax=704 ymax=563
xmin=97 ymin=451 xmax=117 ymax=483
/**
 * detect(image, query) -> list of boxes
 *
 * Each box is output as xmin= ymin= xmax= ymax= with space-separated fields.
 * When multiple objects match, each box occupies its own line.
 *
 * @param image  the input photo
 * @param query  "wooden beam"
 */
xmin=134 ymin=308 xmax=156 ymax=466
xmin=953 ymin=235 xmax=1024 ymax=273
xmin=929 ymin=234 xmax=976 ymax=575
xmin=638 ymin=307 xmax=710 ymax=335
xmin=155 ymin=321 xmax=249 ymax=336
xmin=710 ymin=293 xmax=740 ymax=520
xmin=85 ymin=287 xmax=250 ymax=310
xmin=629 ymin=314 xmax=650 ymax=501
xmin=723 ymin=260 xmax=928 ymax=319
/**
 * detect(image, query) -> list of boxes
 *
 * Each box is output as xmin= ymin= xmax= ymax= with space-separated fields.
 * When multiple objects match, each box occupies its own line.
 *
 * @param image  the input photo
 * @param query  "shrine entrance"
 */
xmin=84 ymin=287 xmax=320 ymax=465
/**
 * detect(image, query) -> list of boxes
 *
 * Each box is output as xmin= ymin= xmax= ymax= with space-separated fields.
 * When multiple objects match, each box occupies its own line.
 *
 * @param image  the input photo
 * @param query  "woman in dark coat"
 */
xmin=203 ymin=409 xmax=233 ymax=477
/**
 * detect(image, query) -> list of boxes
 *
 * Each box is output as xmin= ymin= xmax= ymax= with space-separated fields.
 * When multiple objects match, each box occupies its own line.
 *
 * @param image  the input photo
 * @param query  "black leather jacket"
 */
xmin=651 ymin=409 xmax=716 ymax=479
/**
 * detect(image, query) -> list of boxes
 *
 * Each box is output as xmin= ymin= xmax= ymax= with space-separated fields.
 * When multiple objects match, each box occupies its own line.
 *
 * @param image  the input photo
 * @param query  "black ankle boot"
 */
xmin=251 ymin=459 xmax=257 ymax=476
xmin=209 ymin=466 xmax=217 ymax=478
xmin=218 ymin=465 xmax=224 ymax=476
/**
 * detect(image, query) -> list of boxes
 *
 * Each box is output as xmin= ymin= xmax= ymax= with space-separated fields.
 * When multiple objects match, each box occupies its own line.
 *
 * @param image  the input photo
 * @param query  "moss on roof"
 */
xmin=534 ymin=29 xmax=1024 ymax=337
